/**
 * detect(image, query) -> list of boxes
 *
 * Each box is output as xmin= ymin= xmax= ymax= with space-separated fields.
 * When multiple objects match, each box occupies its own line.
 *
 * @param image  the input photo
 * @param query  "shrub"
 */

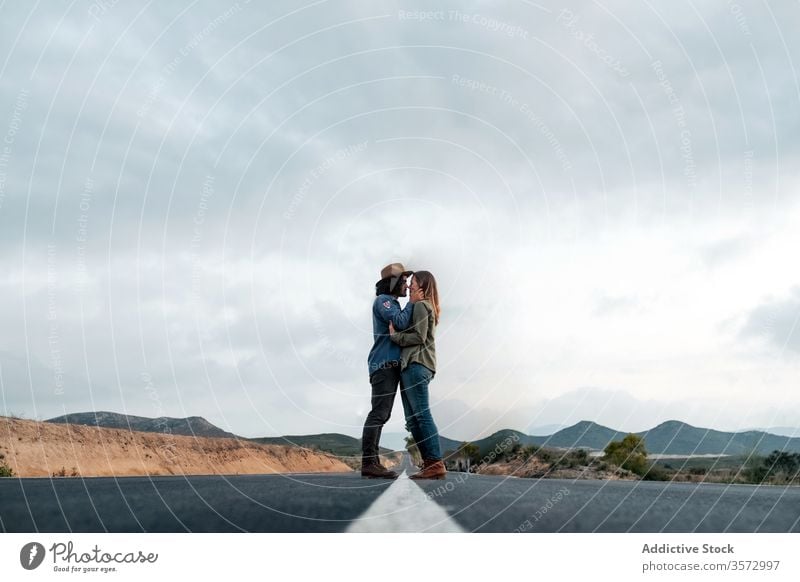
xmin=521 ymin=445 xmax=539 ymax=460
xmin=744 ymin=455 xmax=768 ymax=484
xmin=764 ymin=450 xmax=800 ymax=480
xmin=0 ymin=460 xmax=14 ymax=477
xmin=742 ymin=450 xmax=800 ymax=484
xmin=642 ymin=464 xmax=671 ymax=481
xmin=571 ymin=448 xmax=589 ymax=464
xmin=603 ymin=434 xmax=649 ymax=477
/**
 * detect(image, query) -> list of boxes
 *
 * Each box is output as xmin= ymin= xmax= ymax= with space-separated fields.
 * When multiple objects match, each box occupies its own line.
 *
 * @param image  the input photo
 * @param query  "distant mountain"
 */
xmin=636 ymin=421 xmax=800 ymax=455
xmin=537 ymin=421 xmax=626 ymax=450
xmin=437 ymin=430 xmax=535 ymax=457
xmin=438 ymin=435 xmax=465 ymax=455
xmin=46 ymin=411 xmax=238 ymax=439
xmin=48 ymin=412 xmax=800 ymax=458
xmin=438 ymin=424 xmax=623 ymax=457
xmin=438 ymin=420 xmax=800 ymax=456
xmin=473 ymin=429 xmax=538 ymax=453
xmin=251 ymin=433 xmax=392 ymax=457
xmin=746 ymin=427 xmax=800 ymax=438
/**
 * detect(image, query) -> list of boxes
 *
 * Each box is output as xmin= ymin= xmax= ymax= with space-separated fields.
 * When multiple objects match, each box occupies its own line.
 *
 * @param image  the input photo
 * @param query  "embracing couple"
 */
xmin=361 ymin=263 xmax=445 ymax=480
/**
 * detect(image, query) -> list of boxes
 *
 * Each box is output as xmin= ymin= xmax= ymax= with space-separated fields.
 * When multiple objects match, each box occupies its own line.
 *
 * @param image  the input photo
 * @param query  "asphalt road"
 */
xmin=2 ymin=459 xmax=799 ymax=533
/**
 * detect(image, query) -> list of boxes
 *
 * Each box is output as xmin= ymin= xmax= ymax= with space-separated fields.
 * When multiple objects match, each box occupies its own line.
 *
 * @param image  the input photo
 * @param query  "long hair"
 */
xmin=412 ymin=271 xmax=440 ymax=324
xmin=375 ymin=276 xmax=405 ymax=297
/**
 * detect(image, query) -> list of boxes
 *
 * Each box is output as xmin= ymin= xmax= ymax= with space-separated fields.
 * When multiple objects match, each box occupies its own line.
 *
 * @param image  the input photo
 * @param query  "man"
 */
xmin=361 ymin=263 xmax=415 ymax=478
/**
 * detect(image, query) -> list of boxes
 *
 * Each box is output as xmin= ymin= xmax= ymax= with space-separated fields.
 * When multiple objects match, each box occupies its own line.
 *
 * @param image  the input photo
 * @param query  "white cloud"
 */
xmin=1 ymin=0 xmax=799 ymax=438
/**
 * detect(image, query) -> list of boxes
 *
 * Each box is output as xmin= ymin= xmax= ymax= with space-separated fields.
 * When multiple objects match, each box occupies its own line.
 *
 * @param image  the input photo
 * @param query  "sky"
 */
xmin=0 ymin=0 xmax=798 ymax=441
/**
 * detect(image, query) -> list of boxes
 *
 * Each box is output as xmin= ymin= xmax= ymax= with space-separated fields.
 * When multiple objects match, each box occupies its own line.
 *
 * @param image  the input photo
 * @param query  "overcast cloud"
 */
xmin=1 ymin=0 xmax=798 ymax=440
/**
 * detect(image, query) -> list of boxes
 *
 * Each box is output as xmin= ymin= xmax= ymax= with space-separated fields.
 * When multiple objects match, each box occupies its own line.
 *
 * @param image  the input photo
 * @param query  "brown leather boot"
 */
xmin=409 ymin=459 xmax=446 ymax=480
xmin=361 ymin=462 xmax=398 ymax=479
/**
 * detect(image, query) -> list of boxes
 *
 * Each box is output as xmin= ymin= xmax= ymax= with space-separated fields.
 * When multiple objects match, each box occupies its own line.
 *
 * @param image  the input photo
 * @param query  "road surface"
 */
xmin=2 ymin=457 xmax=799 ymax=532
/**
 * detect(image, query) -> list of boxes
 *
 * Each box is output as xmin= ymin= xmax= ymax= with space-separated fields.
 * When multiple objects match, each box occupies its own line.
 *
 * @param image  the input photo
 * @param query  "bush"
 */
xmin=642 ymin=464 xmax=671 ymax=481
xmin=743 ymin=450 xmax=800 ymax=484
xmin=744 ymin=453 xmax=768 ymax=483
xmin=0 ymin=460 xmax=15 ymax=477
xmin=572 ymin=448 xmax=589 ymax=464
xmin=603 ymin=434 xmax=649 ymax=477
xmin=764 ymin=450 xmax=800 ymax=479
xmin=551 ymin=449 xmax=591 ymax=469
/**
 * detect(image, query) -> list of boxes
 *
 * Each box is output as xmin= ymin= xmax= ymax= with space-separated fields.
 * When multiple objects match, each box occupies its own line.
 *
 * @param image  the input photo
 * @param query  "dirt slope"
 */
xmin=0 ymin=416 xmax=351 ymax=477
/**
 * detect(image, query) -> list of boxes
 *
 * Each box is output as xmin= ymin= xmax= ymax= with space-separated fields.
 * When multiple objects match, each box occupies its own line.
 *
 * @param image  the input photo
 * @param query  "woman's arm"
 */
xmin=390 ymin=302 xmax=429 ymax=347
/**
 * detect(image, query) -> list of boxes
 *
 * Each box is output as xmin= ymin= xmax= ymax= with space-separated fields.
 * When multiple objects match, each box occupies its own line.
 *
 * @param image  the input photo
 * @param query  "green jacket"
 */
xmin=390 ymin=299 xmax=436 ymax=373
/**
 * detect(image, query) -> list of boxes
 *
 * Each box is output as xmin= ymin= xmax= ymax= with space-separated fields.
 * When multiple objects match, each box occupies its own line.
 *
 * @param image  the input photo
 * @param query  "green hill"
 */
xmin=635 ymin=421 xmax=800 ymax=455
xmin=251 ymin=433 xmax=392 ymax=457
xmin=47 ymin=411 xmax=238 ymax=439
xmin=537 ymin=421 xmax=626 ymax=450
xmin=49 ymin=411 xmax=800 ymax=458
xmin=437 ymin=420 xmax=800 ymax=456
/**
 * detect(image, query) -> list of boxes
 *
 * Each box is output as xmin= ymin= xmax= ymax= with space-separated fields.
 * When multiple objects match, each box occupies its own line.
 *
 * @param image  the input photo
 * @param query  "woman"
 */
xmin=388 ymin=270 xmax=445 ymax=480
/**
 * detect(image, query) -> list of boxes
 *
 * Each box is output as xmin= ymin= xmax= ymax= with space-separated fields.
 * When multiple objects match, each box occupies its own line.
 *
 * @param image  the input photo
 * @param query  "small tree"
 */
xmin=603 ymin=434 xmax=648 ymax=476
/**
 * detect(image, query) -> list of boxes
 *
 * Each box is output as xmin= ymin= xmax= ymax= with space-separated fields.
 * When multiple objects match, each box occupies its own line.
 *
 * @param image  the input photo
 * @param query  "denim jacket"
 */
xmin=367 ymin=294 xmax=414 ymax=375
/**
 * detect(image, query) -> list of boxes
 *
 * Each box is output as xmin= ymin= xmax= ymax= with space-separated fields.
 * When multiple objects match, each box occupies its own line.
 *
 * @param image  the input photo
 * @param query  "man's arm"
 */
xmin=390 ymin=302 xmax=428 ymax=346
xmin=376 ymin=297 xmax=414 ymax=331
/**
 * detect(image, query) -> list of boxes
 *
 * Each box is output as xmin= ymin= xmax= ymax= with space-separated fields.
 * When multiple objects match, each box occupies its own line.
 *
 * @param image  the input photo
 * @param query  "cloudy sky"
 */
xmin=1 ymin=1 xmax=798 ymax=441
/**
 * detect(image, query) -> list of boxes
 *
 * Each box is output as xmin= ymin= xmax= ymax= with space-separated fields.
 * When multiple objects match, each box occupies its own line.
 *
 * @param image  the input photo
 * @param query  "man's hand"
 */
xmin=409 ymin=288 xmax=424 ymax=303
xmin=388 ymin=321 xmax=395 ymax=335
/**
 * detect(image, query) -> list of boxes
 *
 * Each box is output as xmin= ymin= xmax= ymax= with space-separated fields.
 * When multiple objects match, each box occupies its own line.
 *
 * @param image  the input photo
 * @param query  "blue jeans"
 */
xmin=400 ymin=363 xmax=442 ymax=461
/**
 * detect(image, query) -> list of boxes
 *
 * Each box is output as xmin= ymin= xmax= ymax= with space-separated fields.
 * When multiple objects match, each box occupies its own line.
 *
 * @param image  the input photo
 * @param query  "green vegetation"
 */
xmin=746 ymin=451 xmax=800 ymax=484
xmin=0 ymin=459 xmax=14 ymax=477
xmin=650 ymin=450 xmax=800 ymax=485
xmin=251 ymin=433 xmax=392 ymax=457
xmin=444 ymin=430 xmax=800 ymax=485
xmin=457 ymin=442 xmax=480 ymax=463
xmin=442 ymin=442 xmax=480 ymax=471
xmin=551 ymin=448 xmax=590 ymax=469
xmin=603 ymin=434 xmax=649 ymax=476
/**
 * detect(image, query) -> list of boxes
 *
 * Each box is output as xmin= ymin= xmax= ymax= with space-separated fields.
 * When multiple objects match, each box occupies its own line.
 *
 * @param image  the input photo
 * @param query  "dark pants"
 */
xmin=361 ymin=365 xmax=401 ymax=465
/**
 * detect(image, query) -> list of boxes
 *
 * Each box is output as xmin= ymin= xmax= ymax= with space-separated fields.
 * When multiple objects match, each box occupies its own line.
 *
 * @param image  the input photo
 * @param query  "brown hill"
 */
xmin=0 ymin=416 xmax=351 ymax=477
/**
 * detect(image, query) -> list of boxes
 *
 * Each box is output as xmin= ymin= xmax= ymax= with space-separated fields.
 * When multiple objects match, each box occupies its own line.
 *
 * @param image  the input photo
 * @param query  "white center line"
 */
xmin=346 ymin=471 xmax=465 ymax=533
